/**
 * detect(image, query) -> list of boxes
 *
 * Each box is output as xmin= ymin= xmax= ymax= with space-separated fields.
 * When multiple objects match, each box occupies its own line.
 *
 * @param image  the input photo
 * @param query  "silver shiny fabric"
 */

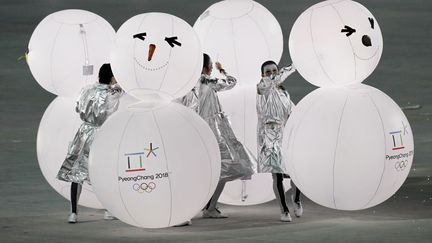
xmin=57 ymin=83 xmax=123 ymax=184
xmin=175 ymin=82 xmax=200 ymax=113
xmin=256 ymin=66 xmax=295 ymax=174
xmin=197 ymin=74 xmax=254 ymax=181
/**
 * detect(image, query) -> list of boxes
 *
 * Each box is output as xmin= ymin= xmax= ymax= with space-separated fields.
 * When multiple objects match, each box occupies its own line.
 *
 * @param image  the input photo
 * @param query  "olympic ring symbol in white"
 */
xmin=133 ymin=182 xmax=156 ymax=193
xmin=394 ymin=160 xmax=409 ymax=171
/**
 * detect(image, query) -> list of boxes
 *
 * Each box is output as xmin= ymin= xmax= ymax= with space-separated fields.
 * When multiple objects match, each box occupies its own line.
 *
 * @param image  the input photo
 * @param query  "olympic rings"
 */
xmin=394 ymin=160 xmax=409 ymax=171
xmin=133 ymin=182 xmax=157 ymax=193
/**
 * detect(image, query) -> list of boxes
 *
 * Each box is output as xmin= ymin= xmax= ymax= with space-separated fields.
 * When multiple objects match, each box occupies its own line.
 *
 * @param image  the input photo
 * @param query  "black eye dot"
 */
xmin=133 ymin=32 xmax=147 ymax=41
xmin=368 ymin=17 xmax=375 ymax=29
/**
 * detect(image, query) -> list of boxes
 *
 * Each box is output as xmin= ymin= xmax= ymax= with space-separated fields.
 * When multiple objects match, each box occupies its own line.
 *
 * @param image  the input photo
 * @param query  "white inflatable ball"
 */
xmin=89 ymin=103 xmax=221 ymax=228
xmin=283 ymin=84 xmax=414 ymax=210
xmin=27 ymin=9 xmax=115 ymax=96
xmin=220 ymin=173 xmax=290 ymax=206
xmin=111 ymin=13 xmax=202 ymax=102
xmin=117 ymin=93 xmax=140 ymax=110
xmin=193 ymin=0 xmax=283 ymax=86
xmin=289 ymin=0 xmax=383 ymax=87
xmin=37 ymin=97 xmax=103 ymax=209
xmin=218 ymin=86 xmax=258 ymax=158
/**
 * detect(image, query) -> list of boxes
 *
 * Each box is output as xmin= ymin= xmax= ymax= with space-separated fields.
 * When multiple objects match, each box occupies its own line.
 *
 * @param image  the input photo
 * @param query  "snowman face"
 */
xmin=337 ymin=1 xmax=382 ymax=61
xmin=111 ymin=13 xmax=202 ymax=101
xmin=132 ymin=25 xmax=182 ymax=72
xmin=289 ymin=0 xmax=383 ymax=87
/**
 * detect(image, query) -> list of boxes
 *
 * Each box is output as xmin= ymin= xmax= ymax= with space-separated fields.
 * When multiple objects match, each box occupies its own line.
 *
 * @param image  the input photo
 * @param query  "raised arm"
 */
xmin=108 ymin=83 xmax=124 ymax=99
xmin=257 ymin=77 xmax=273 ymax=95
xmin=213 ymin=75 xmax=237 ymax=92
xmin=105 ymin=84 xmax=124 ymax=115
xmin=212 ymin=61 xmax=237 ymax=92
xmin=276 ymin=64 xmax=296 ymax=85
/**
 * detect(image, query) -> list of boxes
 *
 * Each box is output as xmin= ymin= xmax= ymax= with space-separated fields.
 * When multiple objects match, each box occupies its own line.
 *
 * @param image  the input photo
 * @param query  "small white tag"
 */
xmin=83 ymin=65 xmax=93 ymax=75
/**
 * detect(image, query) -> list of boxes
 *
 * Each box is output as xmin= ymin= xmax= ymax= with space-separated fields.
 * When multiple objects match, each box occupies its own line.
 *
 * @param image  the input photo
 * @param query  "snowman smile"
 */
xmin=134 ymin=57 xmax=169 ymax=71
xmin=354 ymin=43 xmax=380 ymax=61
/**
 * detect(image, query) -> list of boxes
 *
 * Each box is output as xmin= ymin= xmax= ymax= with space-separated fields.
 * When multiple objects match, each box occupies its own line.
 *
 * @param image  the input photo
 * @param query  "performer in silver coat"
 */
xmin=199 ymin=75 xmax=254 ymax=181
xmin=175 ymin=83 xmax=199 ymax=113
xmin=256 ymin=60 xmax=302 ymax=222
xmin=57 ymin=63 xmax=123 ymax=223
xmin=179 ymin=54 xmax=254 ymax=219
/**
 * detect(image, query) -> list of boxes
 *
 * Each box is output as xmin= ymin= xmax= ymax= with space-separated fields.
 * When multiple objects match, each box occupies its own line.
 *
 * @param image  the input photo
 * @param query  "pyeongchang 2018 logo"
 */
xmin=386 ymin=122 xmax=414 ymax=172
xmin=124 ymin=143 xmax=159 ymax=172
xmin=121 ymin=143 xmax=166 ymax=194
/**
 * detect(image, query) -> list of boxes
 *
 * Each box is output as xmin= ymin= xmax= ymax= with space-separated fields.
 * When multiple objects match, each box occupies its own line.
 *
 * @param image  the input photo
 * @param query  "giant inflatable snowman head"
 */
xmin=289 ymin=0 xmax=383 ymax=87
xmin=111 ymin=13 xmax=202 ymax=102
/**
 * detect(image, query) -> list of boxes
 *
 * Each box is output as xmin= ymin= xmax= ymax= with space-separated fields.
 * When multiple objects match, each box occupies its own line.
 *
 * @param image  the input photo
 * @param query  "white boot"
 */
xmin=291 ymin=195 xmax=303 ymax=218
xmin=202 ymin=208 xmax=228 ymax=218
xmin=174 ymin=220 xmax=192 ymax=227
xmin=68 ymin=213 xmax=77 ymax=223
xmin=280 ymin=212 xmax=292 ymax=222
xmin=104 ymin=210 xmax=116 ymax=220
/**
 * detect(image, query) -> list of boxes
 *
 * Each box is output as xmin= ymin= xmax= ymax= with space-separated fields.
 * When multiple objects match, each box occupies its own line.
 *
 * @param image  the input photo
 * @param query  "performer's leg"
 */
xmin=68 ymin=182 xmax=82 ymax=223
xmin=290 ymin=179 xmax=303 ymax=217
xmin=272 ymin=173 xmax=289 ymax=213
xmin=203 ymin=179 xmax=228 ymax=218
xmin=70 ymin=182 xmax=82 ymax=214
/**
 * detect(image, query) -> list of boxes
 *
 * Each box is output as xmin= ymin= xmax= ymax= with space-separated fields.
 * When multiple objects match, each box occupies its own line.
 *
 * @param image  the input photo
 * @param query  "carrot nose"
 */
xmin=148 ymin=44 xmax=156 ymax=61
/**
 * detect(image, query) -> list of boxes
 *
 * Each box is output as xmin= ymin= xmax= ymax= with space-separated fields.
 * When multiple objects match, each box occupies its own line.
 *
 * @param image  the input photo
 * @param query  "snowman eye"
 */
xmin=341 ymin=25 xmax=356 ymax=37
xmin=133 ymin=32 xmax=147 ymax=41
xmin=165 ymin=36 xmax=182 ymax=48
xmin=368 ymin=17 xmax=375 ymax=29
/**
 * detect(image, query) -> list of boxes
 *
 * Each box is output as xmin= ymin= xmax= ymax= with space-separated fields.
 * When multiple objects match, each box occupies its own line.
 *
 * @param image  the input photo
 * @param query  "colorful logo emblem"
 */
xmin=389 ymin=122 xmax=409 ymax=151
xmin=124 ymin=151 xmax=146 ymax=172
xmin=144 ymin=143 xmax=159 ymax=157
xmin=124 ymin=143 xmax=159 ymax=172
xmin=389 ymin=130 xmax=404 ymax=150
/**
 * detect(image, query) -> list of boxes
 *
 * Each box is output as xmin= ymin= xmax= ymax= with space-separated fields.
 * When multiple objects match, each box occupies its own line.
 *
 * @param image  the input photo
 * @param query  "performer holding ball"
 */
xmin=57 ymin=64 xmax=123 ymax=223
xmin=256 ymin=61 xmax=303 ymax=222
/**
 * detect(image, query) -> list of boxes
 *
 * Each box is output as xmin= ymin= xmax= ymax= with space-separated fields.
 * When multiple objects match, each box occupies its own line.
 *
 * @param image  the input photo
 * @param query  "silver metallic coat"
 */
xmin=256 ymin=67 xmax=295 ymax=174
xmin=195 ymin=74 xmax=254 ymax=181
xmin=57 ymin=83 xmax=123 ymax=184
xmin=175 ymin=82 xmax=200 ymax=113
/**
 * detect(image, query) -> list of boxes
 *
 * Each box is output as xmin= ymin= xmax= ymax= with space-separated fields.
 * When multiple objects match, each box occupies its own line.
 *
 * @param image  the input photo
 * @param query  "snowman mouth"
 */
xmin=134 ymin=57 xmax=169 ymax=71
xmin=354 ymin=43 xmax=381 ymax=61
